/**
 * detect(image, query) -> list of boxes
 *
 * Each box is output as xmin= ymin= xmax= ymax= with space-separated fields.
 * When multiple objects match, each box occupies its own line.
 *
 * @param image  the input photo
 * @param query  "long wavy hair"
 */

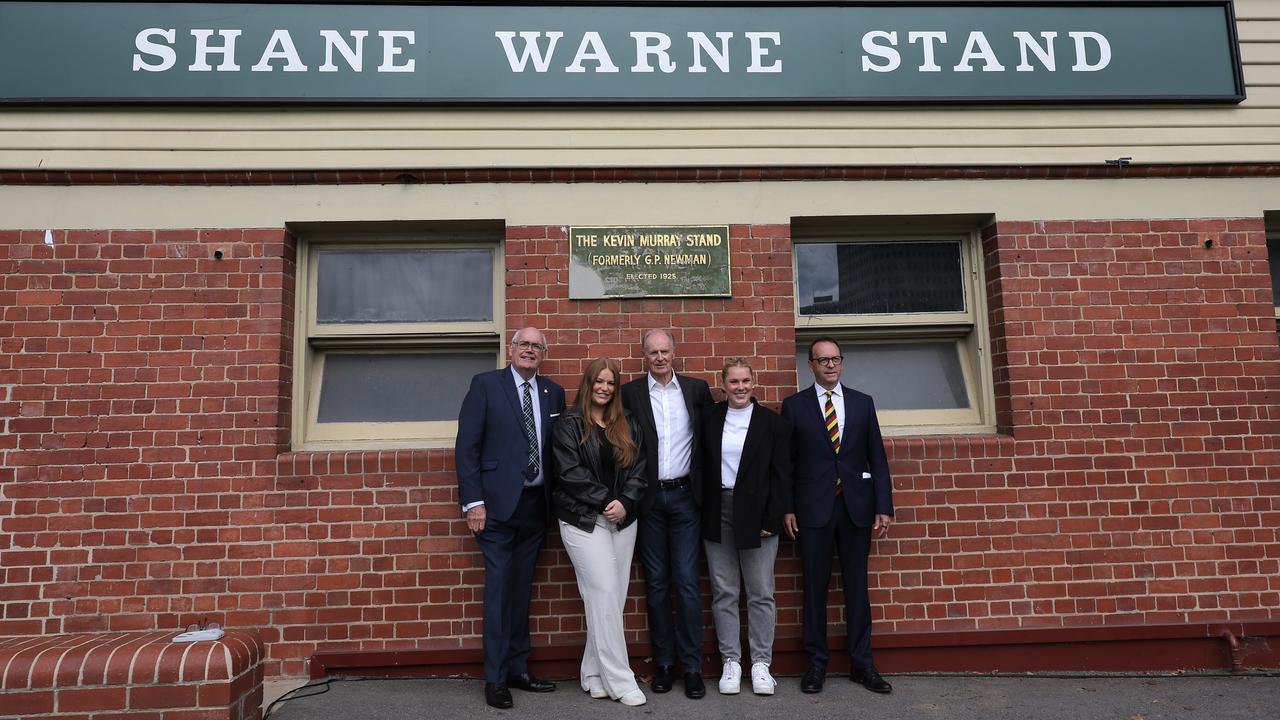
xmin=574 ymin=358 xmax=639 ymax=468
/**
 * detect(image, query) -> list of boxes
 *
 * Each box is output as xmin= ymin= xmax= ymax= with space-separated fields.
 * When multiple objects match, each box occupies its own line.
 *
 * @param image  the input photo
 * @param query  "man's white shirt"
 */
xmin=812 ymin=382 xmax=845 ymax=440
xmin=649 ymin=373 xmax=693 ymax=481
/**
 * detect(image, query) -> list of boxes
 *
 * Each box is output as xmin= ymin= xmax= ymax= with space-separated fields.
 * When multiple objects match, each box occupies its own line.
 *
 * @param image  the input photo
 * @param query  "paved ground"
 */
xmin=264 ymin=673 xmax=1279 ymax=720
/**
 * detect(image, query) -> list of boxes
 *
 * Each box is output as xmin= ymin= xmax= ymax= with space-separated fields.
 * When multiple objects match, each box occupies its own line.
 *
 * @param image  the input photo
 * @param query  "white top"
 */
xmin=812 ymin=382 xmax=844 ymax=440
xmin=720 ymin=404 xmax=754 ymax=490
xmin=648 ymin=373 xmax=693 ymax=481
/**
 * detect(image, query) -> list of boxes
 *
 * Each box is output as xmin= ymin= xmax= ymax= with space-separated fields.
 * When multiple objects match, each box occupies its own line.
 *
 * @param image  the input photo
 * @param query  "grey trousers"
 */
xmin=703 ymin=489 xmax=779 ymax=665
xmin=559 ymin=516 xmax=641 ymax=699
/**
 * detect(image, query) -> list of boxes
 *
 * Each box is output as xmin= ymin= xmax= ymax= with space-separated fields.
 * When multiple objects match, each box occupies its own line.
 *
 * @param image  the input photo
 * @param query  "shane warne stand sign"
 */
xmin=0 ymin=1 xmax=1245 ymax=104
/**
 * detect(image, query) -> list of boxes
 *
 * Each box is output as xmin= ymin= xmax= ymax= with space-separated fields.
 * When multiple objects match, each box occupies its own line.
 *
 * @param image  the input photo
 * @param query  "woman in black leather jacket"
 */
xmin=551 ymin=357 xmax=648 ymax=706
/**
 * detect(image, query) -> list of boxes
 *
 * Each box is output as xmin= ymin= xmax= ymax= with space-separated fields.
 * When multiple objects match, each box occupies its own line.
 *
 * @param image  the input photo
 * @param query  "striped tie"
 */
xmin=823 ymin=390 xmax=842 ymax=493
xmin=522 ymin=381 xmax=539 ymax=478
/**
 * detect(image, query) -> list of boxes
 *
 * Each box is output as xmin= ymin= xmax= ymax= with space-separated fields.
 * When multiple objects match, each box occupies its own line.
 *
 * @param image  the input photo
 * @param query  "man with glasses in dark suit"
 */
xmin=781 ymin=337 xmax=895 ymax=697
xmin=456 ymin=327 xmax=566 ymax=709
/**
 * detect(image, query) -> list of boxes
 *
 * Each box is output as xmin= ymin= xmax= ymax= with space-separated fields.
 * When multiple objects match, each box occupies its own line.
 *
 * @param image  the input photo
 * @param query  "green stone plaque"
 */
xmin=569 ymin=226 xmax=731 ymax=299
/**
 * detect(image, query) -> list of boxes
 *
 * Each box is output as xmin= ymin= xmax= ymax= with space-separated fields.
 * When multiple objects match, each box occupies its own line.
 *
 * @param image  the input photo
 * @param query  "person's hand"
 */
xmin=760 ymin=529 xmax=774 ymax=538
xmin=873 ymin=513 xmax=892 ymax=538
xmin=466 ymin=505 xmax=487 ymax=534
xmin=603 ymin=500 xmax=627 ymax=525
xmin=783 ymin=513 xmax=798 ymax=540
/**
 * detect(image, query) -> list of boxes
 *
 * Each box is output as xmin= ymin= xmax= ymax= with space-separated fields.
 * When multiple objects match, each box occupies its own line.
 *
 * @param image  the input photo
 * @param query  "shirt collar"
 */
xmin=648 ymin=372 xmax=681 ymax=392
xmin=813 ymin=382 xmax=842 ymax=398
xmin=510 ymin=365 xmax=537 ymax=388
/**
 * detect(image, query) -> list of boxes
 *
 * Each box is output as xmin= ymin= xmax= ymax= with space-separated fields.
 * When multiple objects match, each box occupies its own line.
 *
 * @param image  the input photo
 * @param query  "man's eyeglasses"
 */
xmin=810 ymin=355 xmax=844 ymax=367
xmin=512 ymin=340 xmax=547 ymax=353
xmin=185 ymin=618 xmax=221 ymax=632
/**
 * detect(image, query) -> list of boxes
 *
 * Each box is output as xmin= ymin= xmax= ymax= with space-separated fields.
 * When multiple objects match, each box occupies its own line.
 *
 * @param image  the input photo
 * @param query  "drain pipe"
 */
xmin=1219 ymin=629 xmax=1243 ymax=674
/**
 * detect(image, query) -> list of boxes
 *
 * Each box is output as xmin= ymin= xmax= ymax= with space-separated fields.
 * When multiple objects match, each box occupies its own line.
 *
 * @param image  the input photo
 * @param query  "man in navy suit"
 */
xmin=781 ymin=337 xmax=894 ymax=696
xmin=456 ymin=327 xmax=566 ymax=709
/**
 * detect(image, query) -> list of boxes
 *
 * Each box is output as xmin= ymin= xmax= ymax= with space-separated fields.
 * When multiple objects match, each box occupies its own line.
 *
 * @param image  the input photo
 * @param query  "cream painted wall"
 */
xmin=4 ymin=177 xmax=1280 ymax=230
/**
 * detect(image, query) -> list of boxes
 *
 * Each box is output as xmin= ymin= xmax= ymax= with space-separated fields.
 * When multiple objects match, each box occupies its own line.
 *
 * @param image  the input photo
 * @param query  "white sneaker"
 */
xmin=718 ymin=659 xmax=742 ymax=695
xmin=751 ymin=662 xmax=777 ymax=695
xmin=584 ymin=676 xmax=607 ymax=699
xmin=619 ymin=689 xmax=647 ymax=706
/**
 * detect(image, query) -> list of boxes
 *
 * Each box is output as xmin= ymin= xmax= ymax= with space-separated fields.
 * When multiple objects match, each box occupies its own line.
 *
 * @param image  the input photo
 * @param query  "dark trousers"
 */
xmin=637 ymin=485 xmax=703 ymax=672
xmin=799 ymin=504 xmax=874 ymax=672
xmin=474 ymin=488 xmax=546 ymax=683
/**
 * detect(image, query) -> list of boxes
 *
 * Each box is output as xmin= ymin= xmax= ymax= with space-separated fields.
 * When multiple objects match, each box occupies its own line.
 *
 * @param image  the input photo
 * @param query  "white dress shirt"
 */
xmin=812 ymin=382 xmax=845 ymax=440
xmin=512 ymin=366 xmax=545 ymax=487
xmin=648 ymin=373 xmax=693 ymax=481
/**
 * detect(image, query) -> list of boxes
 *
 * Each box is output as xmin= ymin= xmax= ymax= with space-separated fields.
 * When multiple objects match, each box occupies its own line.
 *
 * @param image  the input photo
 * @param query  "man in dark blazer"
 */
xmin=620 ymin=330 xmax=713 ymax=699
xmin=456 ymin=327 xmax=566 ymax=709
xmin=781 ymin=337 xmax=894 ymax=696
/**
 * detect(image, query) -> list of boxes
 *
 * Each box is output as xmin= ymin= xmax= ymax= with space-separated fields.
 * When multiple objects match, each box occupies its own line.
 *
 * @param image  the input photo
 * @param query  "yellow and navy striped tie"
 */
xmin=823 ymin=390 xmax=842 ymax=493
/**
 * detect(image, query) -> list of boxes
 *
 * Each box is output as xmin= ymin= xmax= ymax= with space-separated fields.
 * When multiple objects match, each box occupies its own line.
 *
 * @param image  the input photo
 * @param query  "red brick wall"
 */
xmin=2 ymin=217 xmax=1278 ymax=677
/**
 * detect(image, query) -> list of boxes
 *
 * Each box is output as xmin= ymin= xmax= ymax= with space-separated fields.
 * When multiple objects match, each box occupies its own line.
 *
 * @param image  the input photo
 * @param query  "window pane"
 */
xmin=1269 ymin=237 xmax=1280 ymax=309
xmin=316 ymin=249 xmax=493 ymax=323
xmin=796 ymin=341 xmax=970 ymax=410
xmin=318 ymin=352 xmax=495 ymax=423
xmin=796 ymin=241 xmax=964 ymax=315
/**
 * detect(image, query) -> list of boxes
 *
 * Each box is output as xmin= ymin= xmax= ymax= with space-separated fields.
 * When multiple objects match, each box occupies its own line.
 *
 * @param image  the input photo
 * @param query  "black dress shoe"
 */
xmin=485 ymin=682 xmax=513 ymax=709
xmin=651 ymin=665 xmax=674 ymax=693
xmin=800 ymin=666 xmax=825 ymax=694
xmin=683 ymin=672 xmax=706 ymax=699
xmin=508 ymin=672 xmax=555 ymax=693
xmin=850 ymin=667 xmax=893 ymax=694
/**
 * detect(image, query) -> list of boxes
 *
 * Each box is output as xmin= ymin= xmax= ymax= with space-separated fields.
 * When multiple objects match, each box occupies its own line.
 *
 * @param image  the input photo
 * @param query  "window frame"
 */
xmin=1267 ymin=230 xmax=1280 ymax=334
xmin=292 ymin=223 xmax=505 ymax=450
xmin=792 ymin=217 xmax=996 ymax=435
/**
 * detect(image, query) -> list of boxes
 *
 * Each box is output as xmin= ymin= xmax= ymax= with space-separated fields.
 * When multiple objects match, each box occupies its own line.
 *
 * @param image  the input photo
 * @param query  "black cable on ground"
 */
xmin=263 ymin=676 xmax=371 ymax=719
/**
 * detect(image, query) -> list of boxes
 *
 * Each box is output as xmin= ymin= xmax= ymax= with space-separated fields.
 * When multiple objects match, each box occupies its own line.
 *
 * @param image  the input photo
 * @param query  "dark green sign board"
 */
xmin=0 ymin=1 xmax=1244 ymax=104
xmin=569 ymin=226 xmax=731 ymax=298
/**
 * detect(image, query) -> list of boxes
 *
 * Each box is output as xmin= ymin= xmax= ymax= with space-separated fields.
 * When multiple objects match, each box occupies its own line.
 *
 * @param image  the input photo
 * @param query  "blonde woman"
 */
xmin=552 ymin=358 xmax=648 ymax=706
xmin=700 ymin=358 xmax=793 ymax=695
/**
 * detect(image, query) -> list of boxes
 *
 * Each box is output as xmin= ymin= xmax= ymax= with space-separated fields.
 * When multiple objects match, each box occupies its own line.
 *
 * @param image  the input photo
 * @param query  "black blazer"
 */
xmin=780 ymin=385 xmax=893 ymax=530
xmin=700 ymin=400 xmax=793 ymax=550
xmin=550 ymin=408 xmax=647 ymax=532
xmin=620 ymin=372 xmax=713 ymax=513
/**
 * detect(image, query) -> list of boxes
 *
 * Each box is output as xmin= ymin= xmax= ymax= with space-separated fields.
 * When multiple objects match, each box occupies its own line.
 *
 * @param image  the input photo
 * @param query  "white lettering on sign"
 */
xmin=1014 ymin=31 xmax=1057 ymax=72
xmin=494 ymin=30 xmax=782 ymax=73
xmin=688 ymin=31 xmax=732 ymax=73
xmin=857 ymin=29 xmax=1112 ymax=73
xmin=1070 ymin=31 xmax=1111 ymax=71
xmin=133 ymin=28 xmax=176 ymax=72
xmin=129 ymin=24 xmax=1113 ymax=80
xmin=566 ymin=32 xmax=619 ymax=73
xmin=132 ymin=28 xmax=418 ymax=73
xmin=190 ymin=29 xmax=242 ymax=72
xmin=320 ymin=30 xmax=368 ymax=72
xmin=494 ymin=31 xmax=564 ymax=72
xmin=251 ymin=29 xmax=309 ymax=72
